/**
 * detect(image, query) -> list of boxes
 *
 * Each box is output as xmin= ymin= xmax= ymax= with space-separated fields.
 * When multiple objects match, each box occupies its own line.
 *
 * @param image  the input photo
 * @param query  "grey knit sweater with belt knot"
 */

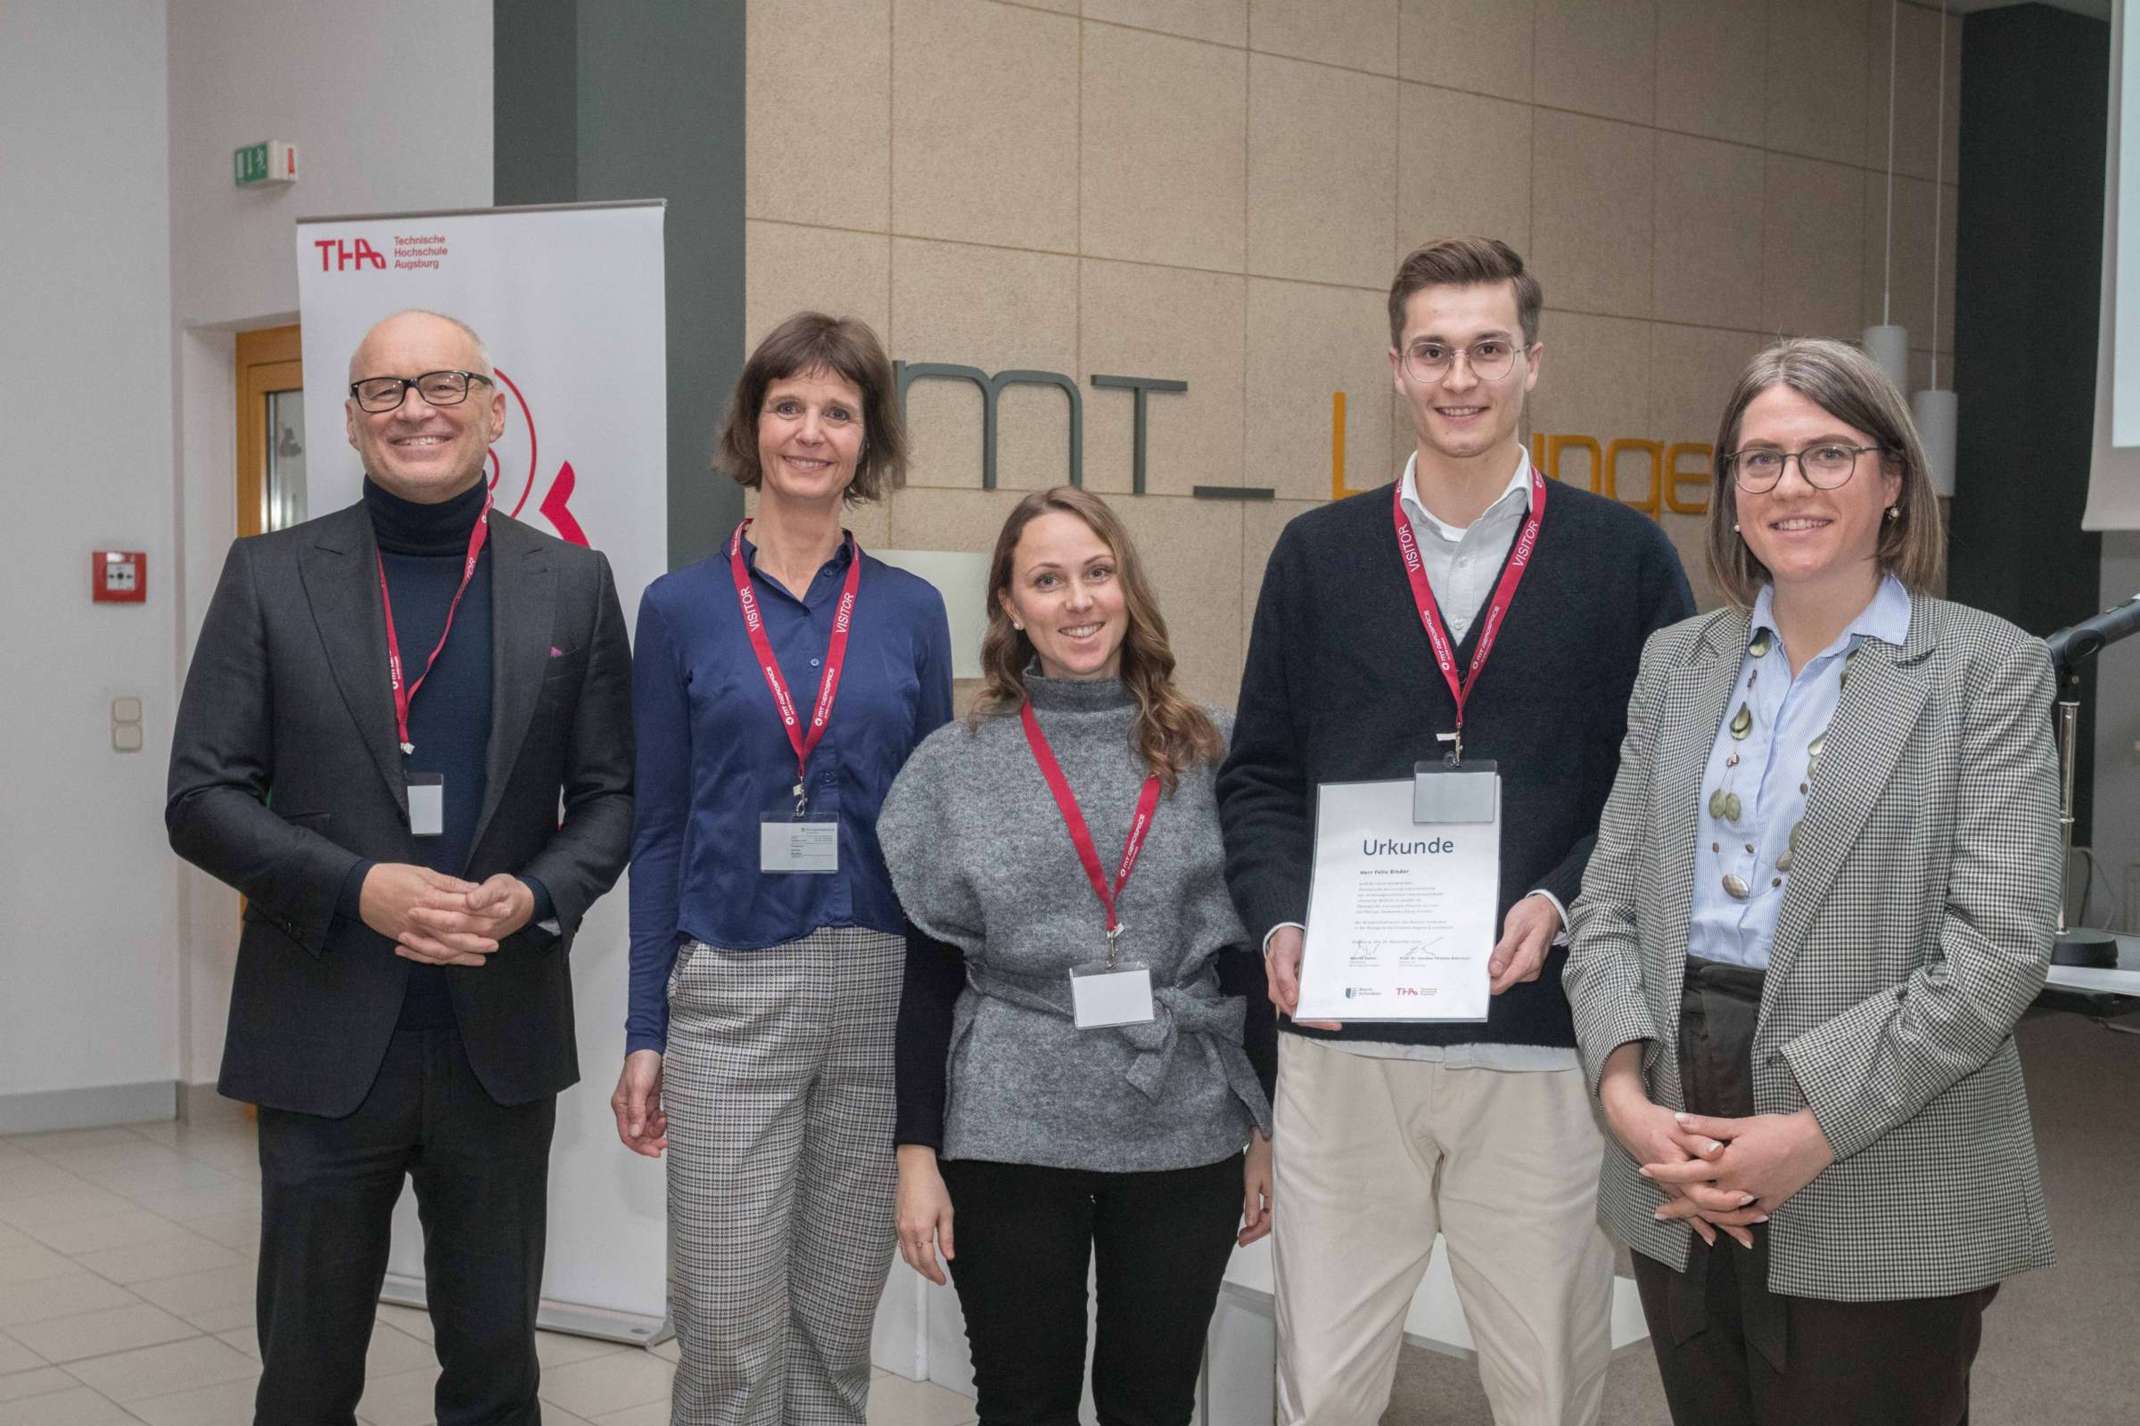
xmin=878 ymin=674 xmax=1273 ymax=1172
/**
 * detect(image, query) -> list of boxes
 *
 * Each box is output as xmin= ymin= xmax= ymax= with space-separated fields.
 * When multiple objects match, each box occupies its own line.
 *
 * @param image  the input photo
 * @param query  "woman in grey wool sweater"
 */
xmin=877 ymin=486 xmax=1275 ymax=1426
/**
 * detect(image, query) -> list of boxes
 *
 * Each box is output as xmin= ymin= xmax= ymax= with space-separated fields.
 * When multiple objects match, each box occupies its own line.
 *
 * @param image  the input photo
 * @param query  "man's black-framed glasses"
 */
xmin=1725 ymin=443 xmax=1883 ymax=493
xmin=1400 ymin=338 xmax=1530 ymax=385
xmin=349 ymin=369 xmax=494 ymax=413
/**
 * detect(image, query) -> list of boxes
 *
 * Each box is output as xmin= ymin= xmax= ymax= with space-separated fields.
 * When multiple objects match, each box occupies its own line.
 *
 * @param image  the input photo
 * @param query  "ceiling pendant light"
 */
xmin=1865 ymin=0 xmax=1910 ymax=389
xmin=1912 ymin=1 xmax=1958 ymax=499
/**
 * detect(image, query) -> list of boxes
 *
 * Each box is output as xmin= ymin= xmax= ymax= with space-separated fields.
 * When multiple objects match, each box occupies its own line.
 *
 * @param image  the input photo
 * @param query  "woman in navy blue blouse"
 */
xmin=614 ymin=311 xmax=953 ymax=1425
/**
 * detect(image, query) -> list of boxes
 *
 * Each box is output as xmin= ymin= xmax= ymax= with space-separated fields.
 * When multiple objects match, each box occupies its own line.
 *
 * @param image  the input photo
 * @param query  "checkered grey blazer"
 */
xmin=1565 ymin=592 xmax=2060 ymax=1301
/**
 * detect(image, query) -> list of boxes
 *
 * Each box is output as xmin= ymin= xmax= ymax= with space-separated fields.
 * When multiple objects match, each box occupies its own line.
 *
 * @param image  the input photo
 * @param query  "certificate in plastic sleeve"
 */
xmin=1295 ymin=778 xmax=1498 ymax=1022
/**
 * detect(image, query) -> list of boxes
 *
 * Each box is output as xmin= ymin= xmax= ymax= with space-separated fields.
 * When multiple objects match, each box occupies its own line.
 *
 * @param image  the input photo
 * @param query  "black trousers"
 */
xmin=1636 ymin=957 xmax=1996 ymax=1426
xmin=938 ymin=1153 xmax=1244 ymax=1426
xmin=252 ymin=1024 xmax=557 ymax=1426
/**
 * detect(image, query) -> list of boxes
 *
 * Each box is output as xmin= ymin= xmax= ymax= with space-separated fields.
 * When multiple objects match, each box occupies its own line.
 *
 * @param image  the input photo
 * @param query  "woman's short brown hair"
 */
xmin=717 ymin=312 xmax=908 ymax=503
xmin=1706 ymin=337 xmax=1946 ymax=609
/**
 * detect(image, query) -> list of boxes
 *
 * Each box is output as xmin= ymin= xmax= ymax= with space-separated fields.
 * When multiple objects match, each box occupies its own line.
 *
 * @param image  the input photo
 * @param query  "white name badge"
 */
xmin=760 ymin=816 xmax=839 ymax=874
xmin=1069 ymin=961 xmax=1156 ymax=1029
xmin=1413 ymin=759 xmax=1500 ymax=824
xmin=407 ymin=773 xmax=445 ymax=837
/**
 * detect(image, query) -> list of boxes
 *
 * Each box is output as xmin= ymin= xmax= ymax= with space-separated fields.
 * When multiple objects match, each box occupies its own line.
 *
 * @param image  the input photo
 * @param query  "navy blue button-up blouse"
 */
xmin=626 ymin=535 xmax=954 ymax=1053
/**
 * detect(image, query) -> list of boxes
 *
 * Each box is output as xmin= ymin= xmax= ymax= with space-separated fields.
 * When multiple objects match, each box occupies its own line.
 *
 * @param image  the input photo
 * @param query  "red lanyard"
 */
xmin=729 ymin=519 xmax=863 ymax=807
xmin=377 ymin=492 xmax=492 ymax=756
xmin=1392 ymin=467 xmax=1546 ymax=762
xmin=1020 ymin=701 xmax=1162 ymax=958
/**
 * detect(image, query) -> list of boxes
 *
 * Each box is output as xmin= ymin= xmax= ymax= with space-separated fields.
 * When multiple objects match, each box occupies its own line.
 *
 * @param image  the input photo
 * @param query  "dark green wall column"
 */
xmin=1952 ymin=2 xmax=2108 ymax=835
xmin=495 ymin=0 xmax=747 ymax=571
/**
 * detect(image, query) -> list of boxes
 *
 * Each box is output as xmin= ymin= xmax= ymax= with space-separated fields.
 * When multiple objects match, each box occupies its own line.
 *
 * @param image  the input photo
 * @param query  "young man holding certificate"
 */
xmin=1218 ymin=237 xmax=1694 ymax=1425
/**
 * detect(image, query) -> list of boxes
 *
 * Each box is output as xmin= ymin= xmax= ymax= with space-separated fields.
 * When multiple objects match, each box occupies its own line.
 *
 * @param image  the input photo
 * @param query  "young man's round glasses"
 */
xmin=1724 ymin=443 xmax=1884 ymax=493
xmin=1400 ymin=338 xmax=1530 ymax=385
xmin=349 ymin=370 xmax=494 ymax=414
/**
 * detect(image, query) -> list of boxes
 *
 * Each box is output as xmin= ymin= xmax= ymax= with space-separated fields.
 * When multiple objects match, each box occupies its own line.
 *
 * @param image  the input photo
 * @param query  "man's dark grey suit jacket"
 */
xmin=168 ymin=499 xmax=633 ymax=1117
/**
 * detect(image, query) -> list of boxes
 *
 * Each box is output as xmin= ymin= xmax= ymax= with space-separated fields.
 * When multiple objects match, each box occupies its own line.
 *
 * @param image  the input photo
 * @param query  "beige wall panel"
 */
xmin=1080 ymin=259 xmax=1248 ymax=496
xmin=1763 ymin=0 xmax=1871 ymax=167
xmin=1647 ymin=322 xmax=1767 ymax=450
xmin=1397 ymin=83 xmax=1532 ymax=259
xmin=1116 ymin=496 xmax=1248 ymax=706
xmin=1022 ymin=0 xmax=1080 ymax=12
xmin=1645 ymin=321 xmax=1764 ymax=612
xmin=891 ymin=0 xmax=1079 ymax=251
xmin=1247 ymin=53 xmax=1399 ymax=290
xmin=1400 ymin=0 xmax=1532 ymax=103
xmin=1760 ymin=155 xmax=1863 ymax=339
xmin=746 ymin=0 xmax=891 ymax=230
xmin=1530 ymin=111 xmax=1656 ymax=319
xmin=1243 ymin=497 xmax=1325 ymax=659
xmin=903 ymin=377 xmax=1085 ymax=493
xmin=891 ymin=238 xmax=1081 ymax=491
xmin=1860 ymin=172 xmax=1957 ymax=352
xmin=1085 ymin=0 xmax=1248 ymax=47
xmin=1864 ymin=0 xmax=1961 ymax=184
xmin=1652 ymin=133 xmax=1765 ymax=330
xmin=1245 ymin=279 xmax=1393 ymax=502
xmin=1659 ymin=512 xmax=1720 ymax=610
xmin=1249 ymin=0 xmax=1399 ymax=76
xmin=1654 ymin=0 xmax=1767 ymax=147
xmin=744 ymin=220 xmax=892 ymax=352
xmin=1535 ymin=0 xmax=1656 ymax=126
xmin=884 ymin=485 xmax=1019 ymax=560
xmin=1082 ymin=25 xmax=1249 ymax=271
xmin=1527 ymin=310 xmax=1652 ymax=490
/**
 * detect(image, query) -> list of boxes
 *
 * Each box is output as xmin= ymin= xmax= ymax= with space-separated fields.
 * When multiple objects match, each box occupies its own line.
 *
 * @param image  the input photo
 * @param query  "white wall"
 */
xmin=165 ymin=0 xmax=493 ymax=1084
xmin=0 ymin=1 xmax=180 ymax=1104
xmin=2092 ymin=534 xmax=2140 ymax=933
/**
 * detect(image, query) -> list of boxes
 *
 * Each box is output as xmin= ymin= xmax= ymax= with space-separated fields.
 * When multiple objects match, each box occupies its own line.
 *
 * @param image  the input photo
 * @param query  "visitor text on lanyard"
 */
xmin=729 ymin=519 xmax=862 ymax=818
xmin=1391 ymin=470 xmax=1546 ymax=765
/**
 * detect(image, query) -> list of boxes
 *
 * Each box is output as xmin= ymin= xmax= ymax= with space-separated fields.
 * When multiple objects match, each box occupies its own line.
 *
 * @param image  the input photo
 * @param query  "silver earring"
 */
xmin=1884 ymin=506 xmax=1899 ymax=521
xmin=1732 ymin=522 xmax=1741 ymax=532
xmin=1012 ymin=621 xmax=1024 ymax=631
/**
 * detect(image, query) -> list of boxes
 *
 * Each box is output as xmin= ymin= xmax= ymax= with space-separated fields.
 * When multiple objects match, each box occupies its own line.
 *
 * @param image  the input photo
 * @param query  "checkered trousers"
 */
xmin=663 ymin=926 xmax=904 ymax=1426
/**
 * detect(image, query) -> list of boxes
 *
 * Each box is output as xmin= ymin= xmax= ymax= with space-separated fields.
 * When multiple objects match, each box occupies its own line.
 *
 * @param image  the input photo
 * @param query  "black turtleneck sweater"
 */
xmin=341 ymin=477 xmax=504 ymax=1029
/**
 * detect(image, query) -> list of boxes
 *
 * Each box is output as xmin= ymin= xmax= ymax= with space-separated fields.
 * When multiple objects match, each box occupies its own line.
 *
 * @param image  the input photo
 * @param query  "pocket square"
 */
xmin=549 ymin=645 xmax=565 ymax=658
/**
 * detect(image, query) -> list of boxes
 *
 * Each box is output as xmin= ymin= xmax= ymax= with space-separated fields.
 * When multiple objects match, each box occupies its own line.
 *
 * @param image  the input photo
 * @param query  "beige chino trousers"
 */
xmin=1272 ymin=1034 xmax=1615 ymax=1426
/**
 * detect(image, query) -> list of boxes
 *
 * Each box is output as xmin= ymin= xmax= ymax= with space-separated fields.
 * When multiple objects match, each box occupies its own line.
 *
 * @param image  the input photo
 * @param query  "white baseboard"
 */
xmin=0 ymin=1079 xmax=176 ymax=1135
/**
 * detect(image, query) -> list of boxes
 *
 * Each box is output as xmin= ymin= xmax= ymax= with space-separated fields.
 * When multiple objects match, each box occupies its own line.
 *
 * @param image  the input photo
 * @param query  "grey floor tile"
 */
xmin=9 ymin=1302 xmax=198 ymax=1363
xmin=0 ymin=1384 xmax=135 ymax=1424
xmin=62 ymin=1335 xmax=257 ymax=1403
xmin=0 ymin=1274 xmax=141 ymax=1328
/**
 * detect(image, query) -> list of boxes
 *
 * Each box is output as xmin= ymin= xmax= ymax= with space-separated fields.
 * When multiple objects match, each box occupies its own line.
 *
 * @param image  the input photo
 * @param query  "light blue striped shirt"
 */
xmin=1687 ymin=574 xmax=1912 ymax=969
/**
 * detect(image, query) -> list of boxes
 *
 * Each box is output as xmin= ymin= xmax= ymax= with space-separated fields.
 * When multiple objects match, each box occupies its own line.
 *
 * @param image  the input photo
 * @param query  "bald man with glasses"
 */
xmin=169 ymin=309 xmax=633 ymax=1425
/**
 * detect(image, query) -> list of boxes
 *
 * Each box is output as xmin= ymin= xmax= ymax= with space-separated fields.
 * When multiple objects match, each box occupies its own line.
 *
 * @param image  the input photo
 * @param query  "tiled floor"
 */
xmin=0 ymin=1110 xmax=976 ymax=1425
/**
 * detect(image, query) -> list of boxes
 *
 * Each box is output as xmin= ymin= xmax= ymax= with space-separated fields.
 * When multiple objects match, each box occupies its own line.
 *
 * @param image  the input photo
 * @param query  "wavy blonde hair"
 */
xmin=973 ymin=487 xmax=1223 ymax=789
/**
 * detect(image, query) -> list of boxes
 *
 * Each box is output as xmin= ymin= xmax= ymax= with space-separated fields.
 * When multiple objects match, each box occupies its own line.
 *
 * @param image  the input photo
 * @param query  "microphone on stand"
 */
xmin=2045 ymin=592 xmax=2140 ymax=969
xmin=2047 ymin=592 xmax=2140 ymax=676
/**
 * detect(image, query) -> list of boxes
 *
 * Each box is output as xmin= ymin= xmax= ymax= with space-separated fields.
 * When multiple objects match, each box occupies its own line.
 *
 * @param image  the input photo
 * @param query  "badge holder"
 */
xmin=1414 ymin=733 xmax=1499 ymax=826
xmin=1069 ymin=928 xmax=1156 ymax=1029
xmin=759 ymin=782 xmax=839 ymax=874
xmin=407 ymin=770 xmax=445 ymax=838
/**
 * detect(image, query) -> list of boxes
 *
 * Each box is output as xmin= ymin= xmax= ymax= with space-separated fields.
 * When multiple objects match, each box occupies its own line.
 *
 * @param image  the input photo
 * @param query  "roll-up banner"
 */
xmin=2093 ymin=0 xmax=2140 ymax=530
xmin=295 ymin=201 xmax=669 ymax=1336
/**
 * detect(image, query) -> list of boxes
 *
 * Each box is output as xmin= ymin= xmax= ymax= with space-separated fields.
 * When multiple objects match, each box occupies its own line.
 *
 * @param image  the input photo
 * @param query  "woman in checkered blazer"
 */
xmin=1566 ymin=338 xmax=2061 ymax=1425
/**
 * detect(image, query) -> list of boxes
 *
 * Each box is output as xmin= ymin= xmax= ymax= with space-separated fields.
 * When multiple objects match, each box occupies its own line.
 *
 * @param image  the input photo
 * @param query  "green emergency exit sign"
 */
xmin=233 ymin=141 xmax=296 ymax=187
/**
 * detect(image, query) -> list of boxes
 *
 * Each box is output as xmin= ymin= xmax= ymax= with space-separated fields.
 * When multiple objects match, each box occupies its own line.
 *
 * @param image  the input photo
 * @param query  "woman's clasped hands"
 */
xmin=1596 ymin=1043 xmax=1834 ymax=1249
